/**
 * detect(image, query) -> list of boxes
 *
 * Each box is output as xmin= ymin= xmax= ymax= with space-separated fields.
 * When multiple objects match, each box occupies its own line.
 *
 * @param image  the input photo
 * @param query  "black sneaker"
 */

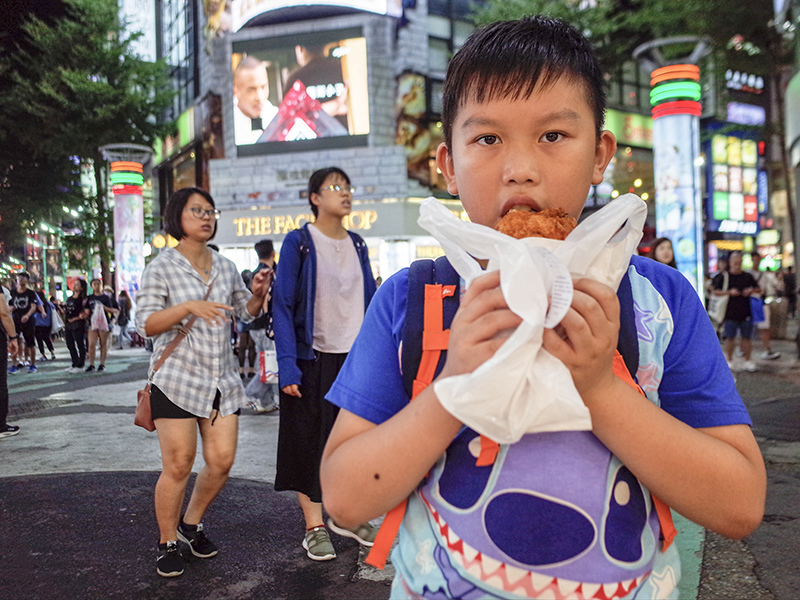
xmin=177 ymin=521 xmax=218 ymax=558
xmin=97 ymin=364 xmax=106 ymax=372
xmin=0 ymin=424 xmax=20 ymax=439
xmin=85 ymin=365 xmax=95 ymax=373
xmin=156 ymin=541 xmax=184 ymax=577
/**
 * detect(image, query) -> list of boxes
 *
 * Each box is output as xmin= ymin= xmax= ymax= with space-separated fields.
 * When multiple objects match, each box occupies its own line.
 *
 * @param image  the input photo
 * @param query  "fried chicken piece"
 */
xmin=496 ymin=208 xmax=577 ymax=240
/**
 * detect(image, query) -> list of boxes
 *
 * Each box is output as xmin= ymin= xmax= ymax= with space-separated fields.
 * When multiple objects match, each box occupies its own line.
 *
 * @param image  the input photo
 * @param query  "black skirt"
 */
xmin=274 ymin=351 xmax=346 ymax=503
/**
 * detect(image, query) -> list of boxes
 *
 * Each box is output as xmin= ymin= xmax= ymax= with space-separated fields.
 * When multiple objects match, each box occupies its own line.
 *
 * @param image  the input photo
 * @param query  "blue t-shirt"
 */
xmin=327 ymin=256 xmax=751 ymax=600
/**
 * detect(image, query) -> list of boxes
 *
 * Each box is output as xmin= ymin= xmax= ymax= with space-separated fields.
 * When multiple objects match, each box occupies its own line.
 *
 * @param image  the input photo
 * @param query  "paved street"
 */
xmin=1 ymin=329 xmax=799 ymax=599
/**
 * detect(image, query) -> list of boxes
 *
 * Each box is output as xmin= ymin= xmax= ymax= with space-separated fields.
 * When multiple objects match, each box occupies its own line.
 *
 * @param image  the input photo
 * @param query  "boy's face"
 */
xmin=437 ymin=76 xmax=616 ymax=228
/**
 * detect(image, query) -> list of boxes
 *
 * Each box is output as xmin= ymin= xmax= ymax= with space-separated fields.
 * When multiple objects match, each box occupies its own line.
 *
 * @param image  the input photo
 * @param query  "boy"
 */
xmin=320 ymin=16 xmax=765 ymax=599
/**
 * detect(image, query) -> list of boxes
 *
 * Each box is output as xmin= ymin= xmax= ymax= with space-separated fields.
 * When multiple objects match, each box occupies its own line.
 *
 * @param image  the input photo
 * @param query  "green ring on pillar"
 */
xmin=650 ymin=81 xmax=702 ymax=106
xmin=109 ymin=172 xmax=144 ymax=186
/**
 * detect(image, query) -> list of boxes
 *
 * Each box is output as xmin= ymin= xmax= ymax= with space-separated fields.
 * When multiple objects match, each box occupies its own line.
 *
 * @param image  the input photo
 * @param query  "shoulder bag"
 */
xmin=135 ymin=281 xmax=215 ymax=431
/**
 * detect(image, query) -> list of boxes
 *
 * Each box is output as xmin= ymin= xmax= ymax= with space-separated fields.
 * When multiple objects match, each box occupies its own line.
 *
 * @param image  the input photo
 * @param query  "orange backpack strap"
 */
xmin=612 ymin=350 xmax=676 ymax=551
xmin=368 ymin=283 xmax=454 ymax=569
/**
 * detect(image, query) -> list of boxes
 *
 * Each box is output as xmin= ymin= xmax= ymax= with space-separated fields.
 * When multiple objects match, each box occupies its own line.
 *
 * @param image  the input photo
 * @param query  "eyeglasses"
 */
xmin=320 ymin=184 xmax=356 ymax=194
xmin=184 ymin=207 xmax=221 ymax=220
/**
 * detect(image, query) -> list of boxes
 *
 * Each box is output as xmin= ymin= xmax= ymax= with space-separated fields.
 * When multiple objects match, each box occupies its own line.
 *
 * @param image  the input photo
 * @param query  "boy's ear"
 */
xmin=592 ymin=130 xmax=617 ymax=186
xmin=436 ymin=142 xmax=459 ymax=196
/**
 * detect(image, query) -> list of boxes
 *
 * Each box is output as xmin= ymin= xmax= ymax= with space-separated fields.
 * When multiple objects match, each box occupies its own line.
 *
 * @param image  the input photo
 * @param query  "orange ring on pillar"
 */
xmin=650 ymin=64 xmax=700 ymax=86
xmin=110 ymin=161 xmax=144 ymax=172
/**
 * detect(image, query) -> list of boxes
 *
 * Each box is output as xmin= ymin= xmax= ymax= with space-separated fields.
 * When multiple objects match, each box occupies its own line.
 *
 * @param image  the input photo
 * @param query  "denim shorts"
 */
xmin=723 ymin=319 xmax=754 ymax=340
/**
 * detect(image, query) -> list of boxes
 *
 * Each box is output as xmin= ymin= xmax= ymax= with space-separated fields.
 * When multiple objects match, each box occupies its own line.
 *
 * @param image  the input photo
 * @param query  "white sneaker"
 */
xmin=742 ymin=360 xmax=757 ymax=372
xmin=760 ymin=351 xmax=781 ymax=360
xmin=64 ymin=366 xmax=74 ymax=372
xmin=726 ymin=359 xmax=737 ymax=371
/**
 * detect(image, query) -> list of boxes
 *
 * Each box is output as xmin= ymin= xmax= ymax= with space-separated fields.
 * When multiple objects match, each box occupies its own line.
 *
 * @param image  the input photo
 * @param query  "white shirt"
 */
xmin=234 ymin=101 xmax=278 ymax=145
xmin=307 ymin=224 xmax=364 ymax=354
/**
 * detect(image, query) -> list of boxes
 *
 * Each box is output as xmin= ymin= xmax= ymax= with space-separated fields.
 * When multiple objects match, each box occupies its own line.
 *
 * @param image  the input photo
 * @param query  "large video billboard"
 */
xmin=232 ymin=27 xmax=369 ymax=157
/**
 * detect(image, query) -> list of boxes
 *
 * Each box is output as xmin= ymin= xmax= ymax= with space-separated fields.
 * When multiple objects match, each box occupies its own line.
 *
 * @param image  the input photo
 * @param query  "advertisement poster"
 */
xmin=232 ymin=27 xmax=369 ymax=155
xmin=113 ymin=194 xmax=145 ymax=297
xmin=653 ymin=112 xmax=703 ymax=294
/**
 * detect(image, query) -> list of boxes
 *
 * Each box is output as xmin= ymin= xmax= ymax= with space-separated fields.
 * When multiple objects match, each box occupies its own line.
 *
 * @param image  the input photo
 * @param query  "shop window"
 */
xmin=429 ymin=38 xmax=451 ymax=74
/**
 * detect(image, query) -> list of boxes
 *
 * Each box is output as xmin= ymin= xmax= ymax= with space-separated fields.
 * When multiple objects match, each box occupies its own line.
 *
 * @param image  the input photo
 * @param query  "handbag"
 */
xmin=707 ymin=271 xmax=729 ymax=325
xmin=259 ymin=349 xmax=279 ymax=384
xmin=135 ymin=281 xmax=215 ymax=432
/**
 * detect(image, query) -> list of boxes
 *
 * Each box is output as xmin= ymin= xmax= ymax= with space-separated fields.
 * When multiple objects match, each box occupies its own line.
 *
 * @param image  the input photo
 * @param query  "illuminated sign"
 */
xmin=725 ymin=70 xmax=764 ymax=95
xmin=708 ymin=133 xmax=762 ymax=235
xmin=231 ymin=0 xmax=402 ymax=31
xmin=605 ymin=109 xmax=653 ymax=149
xmin=727 ymin=102 xmax=766 ymax=126
xmin=232 ymin=209 xmax=377 ymax=237
xmin=232 ymin=27 xmax=369 ymax=156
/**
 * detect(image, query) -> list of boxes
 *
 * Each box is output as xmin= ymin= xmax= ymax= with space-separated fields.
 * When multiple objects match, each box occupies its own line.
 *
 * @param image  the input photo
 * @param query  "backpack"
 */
xmin=366 ymin=256 xmax=675 ymax=569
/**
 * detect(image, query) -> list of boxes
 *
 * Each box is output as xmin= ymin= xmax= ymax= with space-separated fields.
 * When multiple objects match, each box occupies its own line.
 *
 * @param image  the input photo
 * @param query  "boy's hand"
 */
xmin=438 ymin=270 xmax=522 ymax=380
xmin=542 ymin=278 xmax=620 ymax=405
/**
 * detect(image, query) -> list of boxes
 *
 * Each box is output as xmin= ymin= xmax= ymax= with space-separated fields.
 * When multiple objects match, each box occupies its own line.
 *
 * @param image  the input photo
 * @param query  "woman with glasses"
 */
xmin=273 ymin=167 xmax=378 ymax=561
xmin=135 ymin=187 xmax=273 ymax=577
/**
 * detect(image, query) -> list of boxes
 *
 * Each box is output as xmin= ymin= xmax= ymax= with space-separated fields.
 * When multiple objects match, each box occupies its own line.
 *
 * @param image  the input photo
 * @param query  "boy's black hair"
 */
xmin=18 ymin=271 xmax=30 ymax=280
xmin=163 ymin=187 xmax=218 ymax=241
xmin=307 ymin=167 xmax=351 ymax=218
xmin=255 ymin=239 xmax=274 ymax=260
xmin=441 ymin=16 xmax=607 ymax=149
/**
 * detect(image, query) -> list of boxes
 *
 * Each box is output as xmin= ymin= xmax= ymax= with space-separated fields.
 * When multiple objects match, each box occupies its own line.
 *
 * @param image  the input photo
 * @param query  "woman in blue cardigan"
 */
xmin=272 ymin=167 xmax=377 ymax=561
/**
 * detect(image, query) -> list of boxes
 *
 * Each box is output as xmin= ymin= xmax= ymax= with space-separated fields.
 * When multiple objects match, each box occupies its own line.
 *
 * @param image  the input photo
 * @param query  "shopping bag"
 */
xmin=707 ymin=272 xmax=729 ymax=326
xmin=416 ymin=194 xmax=647 ymax=444
xmin=259 ymin=350 xmax=279 ymax=384
xmin=750 ymin=296 xmax=765 ymax=323
xmin=90 ymin=302 xmax=109 ymax=331
xmin=50 ymin=307 xmax=65 ymax=335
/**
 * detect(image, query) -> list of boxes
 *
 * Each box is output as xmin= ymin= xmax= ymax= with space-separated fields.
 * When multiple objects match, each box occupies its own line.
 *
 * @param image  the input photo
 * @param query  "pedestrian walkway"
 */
xmin=3 ymin=323 xmax=799 ymax=599
xmin=0 ymin=349 xmax=392 ymax=599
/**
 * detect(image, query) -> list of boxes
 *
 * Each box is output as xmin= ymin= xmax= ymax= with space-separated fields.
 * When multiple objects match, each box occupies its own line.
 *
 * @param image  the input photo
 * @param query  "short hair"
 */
xmin=90 ymin=278 xmax=101 ymax=285
xmin=163 ymin=187 xmax=217 ymax=241
xmin=307 ymin=167 xmax=350 ymax=218
xmin=255 ymin=239 xmax=274 ymax=260
xmin=235 ymin=56 xmax=267 ymax=79
xmin=441 ymin=16 xmax=607 ymax=149
xmin=18 ymin=271 xmax=30 ymax=280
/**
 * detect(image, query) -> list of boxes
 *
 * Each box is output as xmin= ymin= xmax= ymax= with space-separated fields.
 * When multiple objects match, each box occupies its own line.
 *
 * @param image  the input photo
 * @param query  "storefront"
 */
xmin=212 ymin=197 xmax=465 ymax=279
xmin=589 ymin=108 xmax=656 ymax=250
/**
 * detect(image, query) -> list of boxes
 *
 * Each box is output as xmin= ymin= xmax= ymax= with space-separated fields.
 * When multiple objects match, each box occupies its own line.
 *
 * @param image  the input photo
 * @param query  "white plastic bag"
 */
xmin=90 ymin=301 xmax=109 ymax=331
xmin=417 ymin=194 xmax=647 ymax=444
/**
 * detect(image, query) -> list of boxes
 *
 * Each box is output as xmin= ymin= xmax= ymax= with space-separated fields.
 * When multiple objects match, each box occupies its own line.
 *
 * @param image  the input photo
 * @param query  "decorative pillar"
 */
xmin=99 ymin=144 xmax=153 ymax=296
xmin=635 ymin=37 xmax=711 ymax=297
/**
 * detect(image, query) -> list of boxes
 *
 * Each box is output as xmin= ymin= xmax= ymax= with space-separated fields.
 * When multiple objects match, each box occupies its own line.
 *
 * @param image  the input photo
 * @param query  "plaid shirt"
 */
xmin=135 ymin=248 xmax=255 ymax=417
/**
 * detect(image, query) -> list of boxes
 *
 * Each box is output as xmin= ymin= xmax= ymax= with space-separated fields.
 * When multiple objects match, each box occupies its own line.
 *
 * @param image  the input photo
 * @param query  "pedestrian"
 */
xmin=236 ymin=270 xmax=257 ymax=380
xmin=647 ymin=236 xmax=677 ymax=268
xmin=273 ymin=167 xmax=378 ymax=561
xmin=0 ymin=292 xmax=21 ymax=438
xmin=784 ymin=265 xmax=797 ymax=318
xmin=9 ymin=272 xmax=42 ymax=374
xmin=244 ymin=239 xmax=279 ymax=413
xmin=319 ymin=17 xmax=766 ymax=598
xmin=116 ymin=290 xmax=133 ymax=349
xmin=135 ymin=187 xmax=272 ymax=578
xmin=84 ymin=279 xmax=119 ymax=373
xmin=33 ymin=290 xmax=56 ymax=361
xmin=714 ymin=251 xmax=760 ymax=371
xmin=749 ymin=252 xmax=781 ymax=360
xmin=62 ymin=279 xmax=89 ymax=374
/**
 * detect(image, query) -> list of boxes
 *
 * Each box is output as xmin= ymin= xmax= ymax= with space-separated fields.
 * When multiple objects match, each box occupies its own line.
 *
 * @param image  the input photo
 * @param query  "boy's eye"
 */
xmin=542 ymin=132 xmax=564 ymax=143
xmin=477 ymin=135 xmax=499 ymax=145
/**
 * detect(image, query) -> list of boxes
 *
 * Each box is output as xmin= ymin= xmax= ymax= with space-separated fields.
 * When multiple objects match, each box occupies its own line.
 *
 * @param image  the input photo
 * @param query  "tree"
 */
xmin=0 ymin=0 xmax=174 ymax=283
